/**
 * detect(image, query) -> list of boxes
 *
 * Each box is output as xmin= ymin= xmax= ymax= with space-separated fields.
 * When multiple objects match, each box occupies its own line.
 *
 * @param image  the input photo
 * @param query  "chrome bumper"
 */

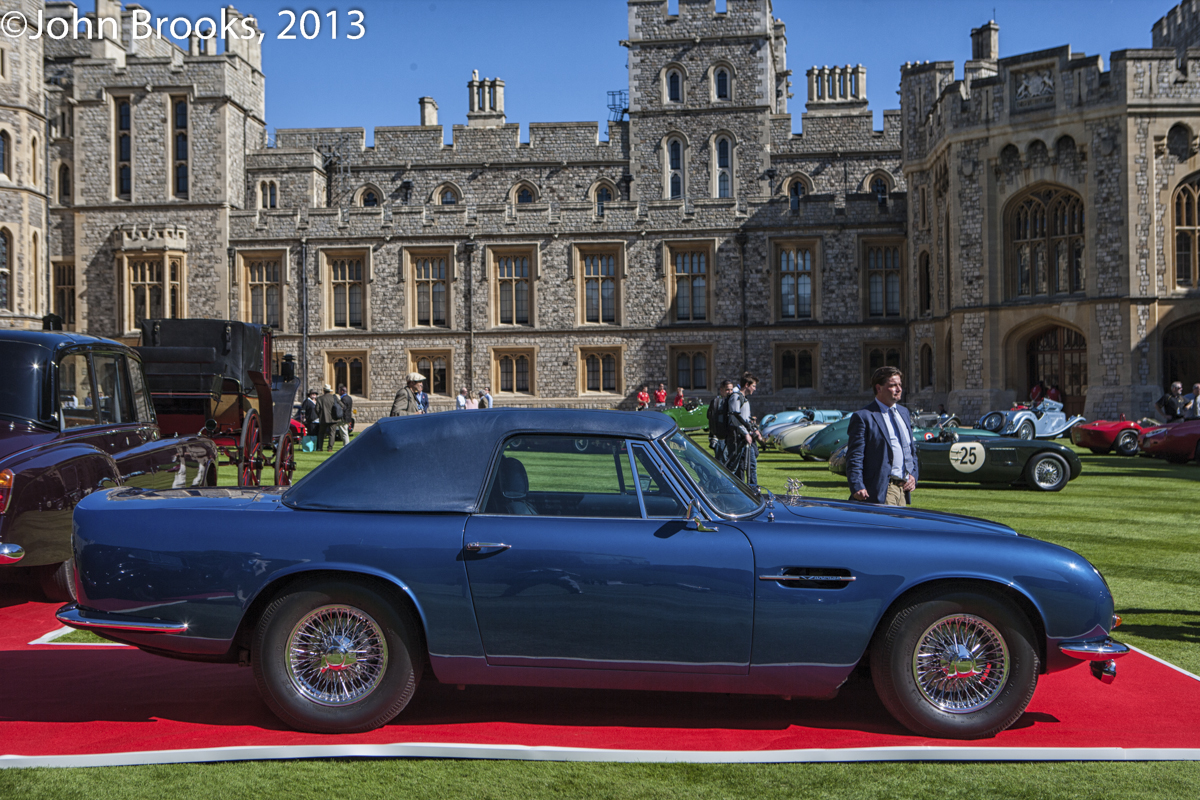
xmin=1059 ymin=637 xmax=1130 ymax=685
xmin=56 ymin=603 xmax=189 ymax=635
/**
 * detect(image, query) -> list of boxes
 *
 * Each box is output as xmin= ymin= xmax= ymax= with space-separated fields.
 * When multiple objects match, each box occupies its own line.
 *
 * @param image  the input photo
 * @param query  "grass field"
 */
xmin=7 ymin=433 xmax=1199 ymax=796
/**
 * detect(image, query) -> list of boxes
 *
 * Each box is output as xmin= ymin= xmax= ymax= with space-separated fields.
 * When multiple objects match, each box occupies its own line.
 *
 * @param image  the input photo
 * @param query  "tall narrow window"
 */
xmin=667 ymin=70 xmax=682 ymax=103
xmin=414 ymin=256 xmax=448 ymax=327
xmin=116 ymin=99 xmax=131 ymax=198
xmin=918 ymin=252 xmax=932 ymax=315
xmin=0 ymin=131 xmax=9 ymax=177
xmin=715 ymin=68 xmax=729 ymax=100
xmin=330 ymin=256 xmax=364 ymax=328
xmin=496 ymin=255 xmax=530 ymax=325
xmin=584 ymin=352 xmax=619 ymax=392
xmin=779 ymin=245 xmax=813 ymax=319
xmin=595 ymin=185 xmax=612 ymax=215
xmin=1008 ymin=186 xmax=1085 ymax=297
xmin=168 ymin=258 xmax=182 ymax=319
xmin=172 ymin=99 xmax=187 ymax=198
xmin=668 ymin=138 xmax=684 ymax=199
xmin=0 ymin=229 xmax=8 ymax=311
xmin=866 ymin=244 xmax=902 ymax=317
xmin=129 ymin=259 xmax=164 ymax=328
xmin=789 ymin=179 xmax=805 ymax=211
xmin=31 ymin=137 xmax=38 ymax=185
xmin=1172 ymin=173 xmax=1200 ymax=289
xmin=778 ymin=347 xmax=814 ymax=389
xmin=673 ymin=349 xmax=708 ymax=390
xmin=416 ymin=355 xmax=448 ymax=395
xmin=715 ymin=137 xmax=732 ymax=198
xmin=260 ymin=181 xmax=277 ymax=209
xmin=498 ymin=353 xmax=532 ymax=393
xmin=582 ymin=253 xmax=616 ymax=324
xmin=673 ymin=250 xmax=707 ymax=322
xmin=58 ymin=164 xmax=70 ymax=204
xmin=332 ymin=355 xmax=365 ymax=396
xmin=247 ymin=257 xmax=281 ymax=328
xmin=54 ymin=262 xmax=75 ymax=326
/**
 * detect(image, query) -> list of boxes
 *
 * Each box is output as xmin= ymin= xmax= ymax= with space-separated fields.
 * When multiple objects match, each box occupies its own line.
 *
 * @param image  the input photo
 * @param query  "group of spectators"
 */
xmin=636 ymin=383 xmax=686 ymax=410
xmin=703 ymin=373 xmax=763 ymax=485
xmin=1156 ymin=381 xmax=1200 ymax=422
xmin=296 ymin=384 xmax=354 ymax=451
xmin=388 ymin=372 xmax=494 ymax=417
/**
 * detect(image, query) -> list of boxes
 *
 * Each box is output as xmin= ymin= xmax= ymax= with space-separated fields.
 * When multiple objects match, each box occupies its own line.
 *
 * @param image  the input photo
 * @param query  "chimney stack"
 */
xmin=419 ymin=97 xmax=438 ymax=126
xmin=971 ymin=21 xmax=999 ymax=61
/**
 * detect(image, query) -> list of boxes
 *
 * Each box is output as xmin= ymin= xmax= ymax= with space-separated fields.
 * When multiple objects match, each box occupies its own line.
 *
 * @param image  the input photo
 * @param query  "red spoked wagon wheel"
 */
xmin=273 ymin=429 xmax=296 ymax=486
xmin=239 ymin=408 xmax=264 ymax=487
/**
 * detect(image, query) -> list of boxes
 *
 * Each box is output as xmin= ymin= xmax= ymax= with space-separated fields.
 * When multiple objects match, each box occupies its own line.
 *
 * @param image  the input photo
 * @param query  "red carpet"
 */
xmin=2 ymin=599 xmax=1199 ymax=766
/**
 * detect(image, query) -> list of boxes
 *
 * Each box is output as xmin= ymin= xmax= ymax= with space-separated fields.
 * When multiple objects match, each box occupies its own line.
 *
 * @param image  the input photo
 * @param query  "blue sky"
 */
xmin=137 ymin=0 xmax=1165 ymax=141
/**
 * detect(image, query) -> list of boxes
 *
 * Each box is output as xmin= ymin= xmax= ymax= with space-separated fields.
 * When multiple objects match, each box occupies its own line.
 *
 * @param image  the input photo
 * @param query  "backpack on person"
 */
xmin=722 ymin=390 xmax=745 ymax=436
xmin=707 ymin=394 xmax=730 ymax=438
xmin=330 ymin=398 xmax=343 ymax=421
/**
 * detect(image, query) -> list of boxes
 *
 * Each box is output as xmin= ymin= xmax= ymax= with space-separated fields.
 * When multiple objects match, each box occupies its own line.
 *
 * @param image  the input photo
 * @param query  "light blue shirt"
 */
xmin=876 ymin=399 xmax=911 ymax=480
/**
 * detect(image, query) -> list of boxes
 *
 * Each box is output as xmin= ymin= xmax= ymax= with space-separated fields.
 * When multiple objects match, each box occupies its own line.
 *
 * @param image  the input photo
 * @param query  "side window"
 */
xmin=58 ymin=352 xmax=97 ymax=428
xmin=127 ymin=357 xmax=156 ymax=423
xmin=485 ymin=436 xmax=641 ymax=518
xmin=94 ymin=354 xmax=134 ymax=424
xmin=630 ymin=444 xmax=686 ymax=518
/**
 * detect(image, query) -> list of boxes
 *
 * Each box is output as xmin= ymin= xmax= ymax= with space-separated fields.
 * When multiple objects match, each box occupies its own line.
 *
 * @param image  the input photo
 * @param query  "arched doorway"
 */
xmin=1163 ymin=318 xmax=1200 ymax=390
xmin=1027 ymin=325 xmax=1087 ymax=416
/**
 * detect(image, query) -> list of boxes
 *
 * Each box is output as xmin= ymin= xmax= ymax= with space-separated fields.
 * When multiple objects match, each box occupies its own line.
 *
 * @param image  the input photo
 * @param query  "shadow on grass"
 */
xmin=1114 ymin=608 xmax=1200 ymax=646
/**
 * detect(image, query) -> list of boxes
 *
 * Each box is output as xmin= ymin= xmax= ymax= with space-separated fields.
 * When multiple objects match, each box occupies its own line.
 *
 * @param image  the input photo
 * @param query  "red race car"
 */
xmin=1139 ymin=419 xmax=1200 ymax=464
xmin=1070 ymin=416 xmax=1158 ymax=456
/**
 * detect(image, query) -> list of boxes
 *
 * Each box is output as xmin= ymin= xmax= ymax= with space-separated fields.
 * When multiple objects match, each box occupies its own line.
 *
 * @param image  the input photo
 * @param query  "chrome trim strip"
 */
xmin=56 ymin=604 xmax=189 ymax=634
xmin=625 ymin=441 xmax=649 ymax=520
xmin=758 ymin=574 xmax=856 ymax=583
xmin=0 ymin=543 xmax=25 ymax=565
xmin=1059 ymin=638 xmax=1131 ymax=661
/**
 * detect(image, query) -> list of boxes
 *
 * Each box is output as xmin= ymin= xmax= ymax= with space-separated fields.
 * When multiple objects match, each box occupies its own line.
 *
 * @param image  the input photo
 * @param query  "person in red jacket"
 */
xmin=654 ymin=383 xmax=668 ymax=408
xmin=636 ymin=386 xmax=650 ymax=410
xmin=673 ymin=387 xmax=685 ymax=407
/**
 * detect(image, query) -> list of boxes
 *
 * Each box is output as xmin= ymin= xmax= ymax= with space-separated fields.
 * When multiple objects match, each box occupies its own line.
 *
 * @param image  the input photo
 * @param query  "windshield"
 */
xmin=0 ymin=343 xmax=52 ymax=424
xmin=662 ymin=430 xmax=762 ymax=517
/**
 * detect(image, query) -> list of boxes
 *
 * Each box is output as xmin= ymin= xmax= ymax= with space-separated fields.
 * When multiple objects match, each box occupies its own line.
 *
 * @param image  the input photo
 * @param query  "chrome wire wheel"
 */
xmin=1033 ymin=457 xmax=1063 ymax=488
xmin=912 ymin=613 xmax=1009 ymax=714
xmin=286 ymin=604 xmax=389 ymax=706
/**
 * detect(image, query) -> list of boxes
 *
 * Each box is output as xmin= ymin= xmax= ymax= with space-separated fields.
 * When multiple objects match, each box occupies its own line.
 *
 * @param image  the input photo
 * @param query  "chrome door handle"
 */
xmin=465 ymin=542 xmax=511 ymax=552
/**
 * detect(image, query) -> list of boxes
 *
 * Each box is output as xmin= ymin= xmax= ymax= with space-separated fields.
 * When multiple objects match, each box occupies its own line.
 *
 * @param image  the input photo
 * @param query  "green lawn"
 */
xmin=9 ymin=437 xmax=1198 ymax=796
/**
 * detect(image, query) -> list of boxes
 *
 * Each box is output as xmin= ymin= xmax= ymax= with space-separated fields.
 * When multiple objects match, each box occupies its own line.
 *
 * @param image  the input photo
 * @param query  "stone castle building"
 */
xmin=3 ymin=0 xmax=1199 ymax=422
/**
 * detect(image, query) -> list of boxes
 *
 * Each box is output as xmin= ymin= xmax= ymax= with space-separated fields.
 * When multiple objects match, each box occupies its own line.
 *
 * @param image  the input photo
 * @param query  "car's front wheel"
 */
xmin=870 ymin=586 xmax=1039 ymax=739
xmin=252 ymin=578 xmax=422 ymax=733
xmin=1115 ymin=430 xmax=1139 ymax=457
xmin=1025 ymin=452 xmax=1070 ymax=491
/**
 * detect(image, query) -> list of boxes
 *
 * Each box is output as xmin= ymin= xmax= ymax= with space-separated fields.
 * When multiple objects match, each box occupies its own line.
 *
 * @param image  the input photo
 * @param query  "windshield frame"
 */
xmin=656 ymin=429 xmax=765 ymax=520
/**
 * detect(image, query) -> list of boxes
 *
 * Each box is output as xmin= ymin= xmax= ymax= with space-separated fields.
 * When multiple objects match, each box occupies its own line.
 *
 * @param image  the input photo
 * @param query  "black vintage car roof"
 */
xmin=281 ymin=408 xmax=678 ymax=514
xmin=0 ymin=329 xmax=136 ymax=353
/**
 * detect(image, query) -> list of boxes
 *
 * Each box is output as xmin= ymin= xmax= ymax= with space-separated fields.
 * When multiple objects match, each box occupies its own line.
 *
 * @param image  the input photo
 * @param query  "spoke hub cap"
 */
xmin=913 ymin=613 xmax=1009 ymax=714
xmin=286 ymin=604 xmax=388 ymax=706
xmin=1035 ymin=460 xmax=1061 ymax=486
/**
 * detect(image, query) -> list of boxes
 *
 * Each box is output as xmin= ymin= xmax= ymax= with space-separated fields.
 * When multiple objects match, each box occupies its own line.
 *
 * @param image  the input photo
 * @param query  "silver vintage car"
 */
xmin=978 ymin=399 xmax=1085 ymax=440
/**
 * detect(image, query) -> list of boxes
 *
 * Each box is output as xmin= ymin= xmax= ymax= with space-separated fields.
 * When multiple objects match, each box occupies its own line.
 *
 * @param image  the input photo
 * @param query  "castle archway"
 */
xmin=1026 ymin=324 xmax=1087 ymax=416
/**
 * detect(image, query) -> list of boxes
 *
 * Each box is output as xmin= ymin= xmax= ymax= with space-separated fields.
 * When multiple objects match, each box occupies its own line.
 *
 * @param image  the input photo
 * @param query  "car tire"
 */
xmin=1024 ymin=452 xmax=1070 ymax=491
xmin=39 ymin=559 xmax=76 ymax=602
xmin=1115 ymin=430 xmax=1139 ymax=457
xmin=869 ymin=585 xmax=1039 ymax=739
xmin=981 ymin=412 xmax=1005 ymax=432
xmin=1016 ymin=420 xmax=1036 ymax=440
xmin=252 ymin=578 xmax=422 ymax=734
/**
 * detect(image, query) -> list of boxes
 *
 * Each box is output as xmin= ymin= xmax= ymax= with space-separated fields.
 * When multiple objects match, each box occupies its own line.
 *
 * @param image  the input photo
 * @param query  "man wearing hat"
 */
xmin=391 ymin=372 xmax=425 ymax=416
xmin=315 ymin=384 xmax=344 ymax=451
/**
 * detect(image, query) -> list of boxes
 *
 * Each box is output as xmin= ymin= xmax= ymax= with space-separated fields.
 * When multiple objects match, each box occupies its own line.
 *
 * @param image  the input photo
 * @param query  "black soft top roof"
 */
xmin=282 ymin=408 xmax=678 ymax=513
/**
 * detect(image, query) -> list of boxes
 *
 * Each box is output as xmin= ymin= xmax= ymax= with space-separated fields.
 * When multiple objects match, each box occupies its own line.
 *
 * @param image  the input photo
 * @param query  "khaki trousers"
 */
xmin=885 ymin=482 xmax=908 ymax=506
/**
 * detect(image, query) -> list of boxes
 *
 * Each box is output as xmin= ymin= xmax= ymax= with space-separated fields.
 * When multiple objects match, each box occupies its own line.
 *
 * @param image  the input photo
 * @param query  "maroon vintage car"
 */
xmin=1070 ymin=416 xmax=1158 ymax=456
xmin=1138 ymin=418 xmax=1200 ymax=464
xmin=0 ymin=330 xmax=218 ymax=599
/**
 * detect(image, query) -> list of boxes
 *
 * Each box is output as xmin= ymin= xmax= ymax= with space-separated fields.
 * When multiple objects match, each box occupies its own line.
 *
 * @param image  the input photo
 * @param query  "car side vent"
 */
xmin=759 ymin=567 xmax=856 ymax=589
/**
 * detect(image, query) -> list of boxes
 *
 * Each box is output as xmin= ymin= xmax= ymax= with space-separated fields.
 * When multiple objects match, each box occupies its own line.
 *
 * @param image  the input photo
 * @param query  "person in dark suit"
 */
xmin=847 ymin=366 xmax=919 ymax=506
xmin=297 ymin=389 xmax=319 ymax=436
xmin=315 ymin=385 xmax=342 ymax=452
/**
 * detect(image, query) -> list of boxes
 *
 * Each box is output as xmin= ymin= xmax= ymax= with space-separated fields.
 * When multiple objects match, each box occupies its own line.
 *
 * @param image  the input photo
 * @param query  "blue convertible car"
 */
xmin=58 ymin=409 xmax=1126 ymax=739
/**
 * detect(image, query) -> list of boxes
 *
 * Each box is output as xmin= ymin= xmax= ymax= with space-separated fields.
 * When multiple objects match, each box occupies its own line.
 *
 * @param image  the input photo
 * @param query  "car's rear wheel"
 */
xmin=980 ymin=412 xmax=1005 ymax=432
xmin=1115 ymin=430 xmax=1139 ymax=457
xmin=1025 ymin=452 xmax=1070 ymax=491
xmin=870 ymin=586 xmax=1039 ymax=739
xmin=39 ymin=559 xmax=76 ymax=602
xmin=1016 ymin=420 xmax=1036 ymax=440
xmin=252 ymin=579 xmax=422 ymax=733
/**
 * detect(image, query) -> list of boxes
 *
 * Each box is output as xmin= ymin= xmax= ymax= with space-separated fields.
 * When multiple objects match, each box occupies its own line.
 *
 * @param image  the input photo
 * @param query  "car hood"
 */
xmin=776 ymin=496 xmax=1019 ymax=537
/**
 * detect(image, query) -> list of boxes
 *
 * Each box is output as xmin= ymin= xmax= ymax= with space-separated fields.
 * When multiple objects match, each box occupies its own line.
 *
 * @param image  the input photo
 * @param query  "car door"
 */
xmin=464 ymin=435 xmax=755 ymax=674
xmin=92 ymin=352 xmax=184 ymax=490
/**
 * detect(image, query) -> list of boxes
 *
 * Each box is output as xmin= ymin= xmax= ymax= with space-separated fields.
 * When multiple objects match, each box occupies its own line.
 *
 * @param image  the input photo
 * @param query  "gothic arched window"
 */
xmin=1007 ymin=185 xmax=1085 ymax=297
xmin=362 ymin=190 xmax=378 ymax=207
xmin=789 ymin=179 xmax=806 ymax=212
xmin=1172 ymin=171 xmax=1200 ymax=289
xmin=667 ymin=69 xmax=682 ymax=103
xmin=715 ymin=68 xmax=729 ymax=100
xmin=440 ymin=187 xmax=458 ymax=205
xmin=715 ymin=136 xmax=732 ymax=198
xmin=667 ymin=138 xmax=684 ymax=199
xmin=595 ymin=184 xmax=612 ymax=215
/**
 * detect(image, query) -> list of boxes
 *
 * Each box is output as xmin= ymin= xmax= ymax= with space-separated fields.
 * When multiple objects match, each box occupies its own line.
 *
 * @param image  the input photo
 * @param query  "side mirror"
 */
xmin=684 ymin=499 xmax=717 ymax=532
xmin=204 ymin=418 xmax=218 ymax=434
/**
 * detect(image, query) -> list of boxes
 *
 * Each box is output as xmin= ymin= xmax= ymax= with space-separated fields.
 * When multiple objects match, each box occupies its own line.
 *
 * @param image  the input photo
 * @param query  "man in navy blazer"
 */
xmin=847 ymin=366 xmax=919 ymax=506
